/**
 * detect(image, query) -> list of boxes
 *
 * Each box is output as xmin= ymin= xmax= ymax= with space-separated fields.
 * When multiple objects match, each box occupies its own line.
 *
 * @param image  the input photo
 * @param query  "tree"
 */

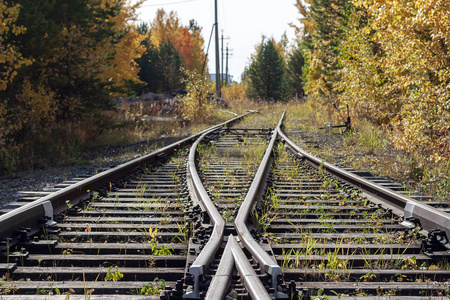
xmin=0 ymin=1 xmax=31 ymax=91
xmin=287 ymin=45 xmax=305 ymax=99
xmin=0 ymin=0 xmax=31 ymax=153
xmin=180 ymin=69 xmax=214 ymax=122
xmin=295 ymin=0 xmax=450 ymax=158
xmin=0 ymin=0 xmax=146 ymax=173
xmin=8 ymin=0 xmax=145 ymax=114
xmin=335 ymin=0 xmax=450 ymax=157
xmin=246 ymin=38 xmax=288 ymax=102
xmin=93 ymin=1 xmax=145 ymax=95
xmin=136 ymin=38 xmax=162 ymax=93
xmin=149 ymin=9 xmax=205 ymax=73
xmin=293 ymin=0 xmax=353 ymax=100
xmin=136 ymin=37 xmax=186 ymax=93
xmin=157 ymin=40 xmax=185 ymax=92
xmin=136 ymin=12 xmax=207 ymax=94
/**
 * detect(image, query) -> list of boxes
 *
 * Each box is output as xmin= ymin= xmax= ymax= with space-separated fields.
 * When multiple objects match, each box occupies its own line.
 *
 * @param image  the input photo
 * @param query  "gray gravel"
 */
xmin=0 ymin=136 xmax=182 ymax=209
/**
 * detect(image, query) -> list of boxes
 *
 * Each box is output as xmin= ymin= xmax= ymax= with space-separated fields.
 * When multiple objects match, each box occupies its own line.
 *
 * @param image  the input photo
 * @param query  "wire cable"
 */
xmin=141 ymin=0 xmax=200 ymax=7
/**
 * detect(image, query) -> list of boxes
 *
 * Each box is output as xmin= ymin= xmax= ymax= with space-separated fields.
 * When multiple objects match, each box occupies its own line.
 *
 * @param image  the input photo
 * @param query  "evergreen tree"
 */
xmin=246 ymin=38 xmax=287 ymax=102
xmin=136 ymin=39 xmax=185 ymax=93
xmin=157 ymin=40 xmax=185 ymax=92
xmin=136 ymin=39 xmax=163 ymax=93
xmin=287 ymin=45 xmax=305 ymax=99
xmin=8 ymin=0 xmax=128 ymax=116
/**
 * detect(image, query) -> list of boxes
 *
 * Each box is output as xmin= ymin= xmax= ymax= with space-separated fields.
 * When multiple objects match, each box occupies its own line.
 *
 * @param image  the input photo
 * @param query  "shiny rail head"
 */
xmin=233 ymin=112 xmax=287 ymax=298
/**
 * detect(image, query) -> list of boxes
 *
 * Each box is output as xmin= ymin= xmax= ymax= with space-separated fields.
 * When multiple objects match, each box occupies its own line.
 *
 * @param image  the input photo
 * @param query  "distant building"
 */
xmin=209 ymin=73 xmax=234 ymax=83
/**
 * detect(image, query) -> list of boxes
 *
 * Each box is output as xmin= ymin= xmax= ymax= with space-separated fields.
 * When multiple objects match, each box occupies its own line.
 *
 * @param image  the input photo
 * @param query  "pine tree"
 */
xmin=287 ymin=45 xmax=305 ymax=99
xmin=136 ymin=39 xmax=162 ymax=93
xmin=246 ymin=38 xmax=287 ymax=102
xmin=136 ymin=38 xmax=186 ymax=94
xmin=157 ymin=40 xmax=185 ymax=92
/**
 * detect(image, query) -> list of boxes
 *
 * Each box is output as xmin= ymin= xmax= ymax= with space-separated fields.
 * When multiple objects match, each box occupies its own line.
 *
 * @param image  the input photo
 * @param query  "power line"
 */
xmin=141 ymin=0 xmax=200 ymax=7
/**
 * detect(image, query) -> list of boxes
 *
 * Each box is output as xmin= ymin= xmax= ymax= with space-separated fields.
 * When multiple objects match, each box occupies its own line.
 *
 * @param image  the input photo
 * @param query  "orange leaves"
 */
xmin=148 ymin=9 xmax=205 ymax=73
xmin=98 ymin=27 xmax=145 ymax=90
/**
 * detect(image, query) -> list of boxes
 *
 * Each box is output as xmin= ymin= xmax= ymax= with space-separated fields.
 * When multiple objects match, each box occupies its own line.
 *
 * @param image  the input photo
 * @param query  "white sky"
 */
xmin=135 ymin=0 xmax=300 ymax=82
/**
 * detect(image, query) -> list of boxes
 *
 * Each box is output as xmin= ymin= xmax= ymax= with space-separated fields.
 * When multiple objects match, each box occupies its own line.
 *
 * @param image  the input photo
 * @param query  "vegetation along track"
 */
xmin=2 ymin=111 xmax=450 ymax=299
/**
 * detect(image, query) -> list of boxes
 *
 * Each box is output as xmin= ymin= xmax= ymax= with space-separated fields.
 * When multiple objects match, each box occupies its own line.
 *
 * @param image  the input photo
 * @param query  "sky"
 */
xmin=135 ymin=0 xmax=300 ymax=82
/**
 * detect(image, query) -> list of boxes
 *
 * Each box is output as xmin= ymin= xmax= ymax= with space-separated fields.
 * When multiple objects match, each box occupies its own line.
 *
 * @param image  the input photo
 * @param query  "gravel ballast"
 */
xmin=0 ymin=137 xmax=182 ymax=209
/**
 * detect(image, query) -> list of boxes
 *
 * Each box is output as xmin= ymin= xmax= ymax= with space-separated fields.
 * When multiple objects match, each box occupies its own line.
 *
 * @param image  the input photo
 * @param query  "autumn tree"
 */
xmin=0 ymin=0 xmax=146 ymax=173
xmin=9 ymin=0 xmax=144 ymax=114
xmin=246 ymin=38 xmax=288 ymax=102
xmin=0 ymin=1 xmax=30 ymax=91
xmin=180 ymin=69 xmax=214 ymax=122
xmin=0 ymin=0 xmax=31 ymax=171
xmin=94 ymin=1 xmax=145 ymax=95
xmin=135 ymin=11 xmax=206 ymax=93
xmin=149 ymin=9 xmax=205 ymax=73
xmin=296 ymin=0 xmax=450 ymax=158
xmin=335 ymin=0 xmax=450 ymax=157
xmin=293 ymin=0 xmax=353 ymax=100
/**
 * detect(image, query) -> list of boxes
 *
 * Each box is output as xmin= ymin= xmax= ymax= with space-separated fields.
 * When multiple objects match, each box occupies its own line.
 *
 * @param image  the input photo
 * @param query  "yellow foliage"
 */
xmin=0 ymin=1 xmax=31 ymax=91
xmin=221 ymin=82 xmax=248 ymax=102
xmin=149 ymin=9 xmax=180 ymax=46
xmin=149 ymin=9 xmax=206 ymax=73
xmin=334 ymin=0 xmax=450 ymax=158
xmin=97 ymin=28 xmax=145 ymax=90
xmin=15 ymin=79 xmax=57 ymax=132
xmin=180 ymin=69 xmax=214 ymax=122
xmin=296 ymin=0 xmax=450 ymax=158
xmin=95 ymin=0 xmax=145 ymax=92
xmin=51 ymin=0 xmax=145 ymax=96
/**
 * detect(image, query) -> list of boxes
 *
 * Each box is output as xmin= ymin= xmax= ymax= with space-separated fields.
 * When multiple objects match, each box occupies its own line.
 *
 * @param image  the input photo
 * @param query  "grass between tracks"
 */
xmin=259 ymin=143 xmax=450 ymax=298
xmin=234 ymin=99 xmax=450 ymax=202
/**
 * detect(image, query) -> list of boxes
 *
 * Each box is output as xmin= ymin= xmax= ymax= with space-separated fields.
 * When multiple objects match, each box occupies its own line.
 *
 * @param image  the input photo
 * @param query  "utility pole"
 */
xmin=225 ymin=45 xmax=232 ymax=86
xmin=214 ymin=0 xmax=220 ymax=98
xmin=221 ymin=31 xmax=224 ymax=88
xmin=221 ymin=32 xmax=230 ymax=87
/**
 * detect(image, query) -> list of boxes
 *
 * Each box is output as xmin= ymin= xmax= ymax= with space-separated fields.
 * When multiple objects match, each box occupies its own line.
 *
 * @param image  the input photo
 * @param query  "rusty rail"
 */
xmin=0 ymin=112 xmax=253 ymax=237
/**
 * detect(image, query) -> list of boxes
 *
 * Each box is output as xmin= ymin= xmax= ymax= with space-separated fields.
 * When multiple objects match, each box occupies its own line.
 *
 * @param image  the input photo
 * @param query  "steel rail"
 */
xmin=0 ymin=112 xmax=253 ymax=237
xmin=205 ymin=235 xmax=235 ymax=300
xmin=235 ymin=111 xmax=287 ymax=299
xmin=229 ymin=235 xmax=272 ymax=300
xmin=184 ymin=126 xmax=227 ymax=299
xmin=205 ymin=235 xmax=272 ymax=300
xmin=277 ymin=118 xmax=450 ymax=240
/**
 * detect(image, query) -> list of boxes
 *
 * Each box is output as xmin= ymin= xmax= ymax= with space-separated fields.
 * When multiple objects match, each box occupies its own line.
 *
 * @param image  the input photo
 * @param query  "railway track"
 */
xmin=1 ymin=111 xmax=450 ymax=299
